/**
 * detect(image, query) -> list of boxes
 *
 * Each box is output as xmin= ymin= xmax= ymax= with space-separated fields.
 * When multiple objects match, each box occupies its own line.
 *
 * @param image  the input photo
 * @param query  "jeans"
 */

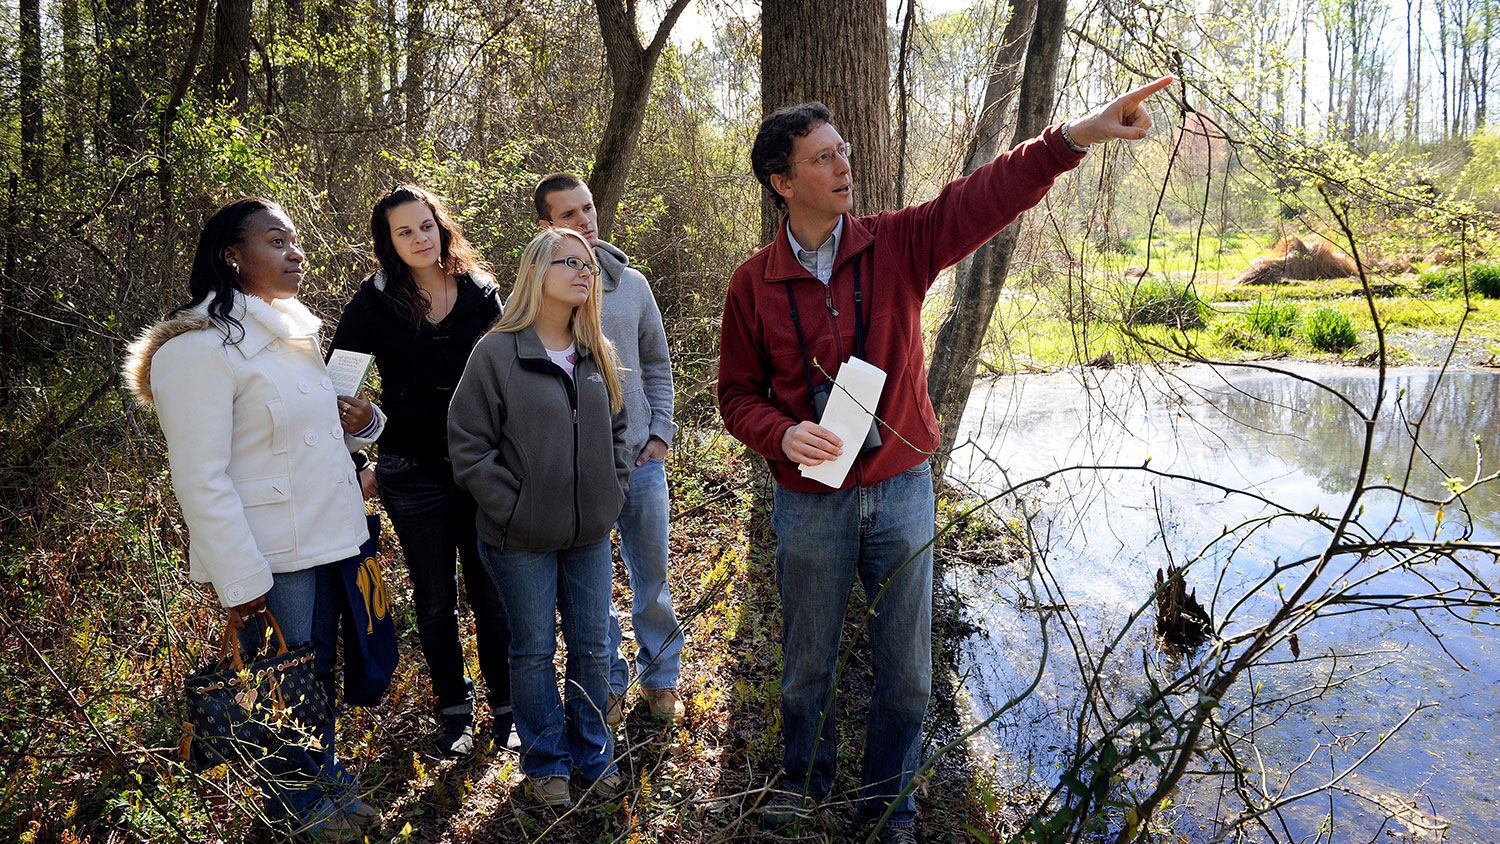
xmin=478 ymin=537 xmax=616 ymax=781
xmin=770 ymin=461 xmax=935 ymax=829
xmin=377 ymin=453 xmax=511 ymax=716
xmin=608 ymin=458 xmax=684 ymax=694
xmin=237 ymin=565 xmax=361 ymax=830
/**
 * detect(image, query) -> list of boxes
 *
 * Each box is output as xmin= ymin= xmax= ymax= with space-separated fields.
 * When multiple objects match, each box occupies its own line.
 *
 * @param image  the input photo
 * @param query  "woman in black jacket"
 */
xmin=330 ymin=185 xmax=511 ymax=756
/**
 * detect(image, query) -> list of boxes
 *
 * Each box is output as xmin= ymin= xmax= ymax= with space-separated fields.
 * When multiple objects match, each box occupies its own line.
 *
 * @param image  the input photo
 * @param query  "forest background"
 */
xmin=1 ymin=0 xmax=1498 ymax=839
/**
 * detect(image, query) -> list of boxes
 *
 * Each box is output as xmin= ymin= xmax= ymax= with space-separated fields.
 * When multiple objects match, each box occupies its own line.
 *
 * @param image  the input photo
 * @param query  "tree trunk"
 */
xmin=1478 ymin=0 xmax=1492 ymax=130
xmin=589 ymin=0 xmax=694 ymax=242
xmin=210 ymin=0 xmax=252 ymax=109
xmin=60 ymin=0 xmax=86 ymax=163
xmin=19 ymin=0 xmax=44 ymax=190
xmin=894 ymin=0 xmax=917 ymax=207
xmin=926 ymin=0 xmax=1066 ymax=480
xmin=760 ymin=0 xmax=893 ymax=245
xmin=403 ymin=0 xmax=430 ymax=144
xmin=102 ymin=0 xmax=141 ymax=152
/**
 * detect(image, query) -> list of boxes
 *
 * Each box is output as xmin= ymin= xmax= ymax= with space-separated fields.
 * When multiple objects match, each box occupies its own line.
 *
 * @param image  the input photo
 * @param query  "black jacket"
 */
xmin=329 ymin=270 xmax=502 ymax=461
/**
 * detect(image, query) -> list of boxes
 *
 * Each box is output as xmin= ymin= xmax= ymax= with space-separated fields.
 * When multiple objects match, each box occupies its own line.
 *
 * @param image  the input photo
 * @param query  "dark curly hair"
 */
xmin=174 ymin=197 xmax=283 ymax=344
xmin=750 ymin=102 xmax=834 ymax=211
xmin=370 ymin=184 xmax=491 ymax=328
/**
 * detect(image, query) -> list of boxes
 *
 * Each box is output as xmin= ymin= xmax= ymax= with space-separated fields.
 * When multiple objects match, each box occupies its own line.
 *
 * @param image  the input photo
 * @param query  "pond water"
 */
xmin=946 ymin=363 xmax=1500 ymax=841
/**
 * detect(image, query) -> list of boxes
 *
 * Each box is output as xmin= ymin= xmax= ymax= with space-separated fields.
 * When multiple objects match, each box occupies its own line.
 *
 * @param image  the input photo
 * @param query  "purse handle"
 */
xmin=215 ymin=608 xmax=291 ymax=671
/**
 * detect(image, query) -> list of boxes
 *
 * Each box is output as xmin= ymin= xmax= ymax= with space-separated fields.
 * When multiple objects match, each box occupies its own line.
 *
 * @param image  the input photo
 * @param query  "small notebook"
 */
xmin=326 ymin=350 xmax=375 ymax=397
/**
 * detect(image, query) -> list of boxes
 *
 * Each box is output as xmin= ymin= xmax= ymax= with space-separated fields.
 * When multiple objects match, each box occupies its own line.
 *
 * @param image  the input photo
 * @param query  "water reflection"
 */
xmin=947 ymin=364 xmax=1500 ymax=840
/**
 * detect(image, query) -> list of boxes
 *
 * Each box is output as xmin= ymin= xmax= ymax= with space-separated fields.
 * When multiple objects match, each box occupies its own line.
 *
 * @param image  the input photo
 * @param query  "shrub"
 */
xmin=1304 ymin=306 xmax=1358 ymax=352
xmin=1471 ymin=262 xmax=1500 ymax=298
xmin=1125 ymin=278 xmax=1208 ymax=329
xmin=1418 ymin=262 xmax=1500 ymax=297
xmin=1418 ymin=264 xmax=1459 ymax=293
xmin=1246 ymin=299 xmax=1299 ymax=337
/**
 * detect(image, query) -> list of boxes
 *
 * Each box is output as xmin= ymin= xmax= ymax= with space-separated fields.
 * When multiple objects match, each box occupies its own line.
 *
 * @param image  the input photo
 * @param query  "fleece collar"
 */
xmin=198 ymin=292 xmax=322 ymax=359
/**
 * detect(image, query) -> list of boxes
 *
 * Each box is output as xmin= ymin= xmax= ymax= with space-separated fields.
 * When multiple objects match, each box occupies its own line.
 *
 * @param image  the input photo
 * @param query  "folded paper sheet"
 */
xmin=799 ymin=356 xmax=887 ymax=489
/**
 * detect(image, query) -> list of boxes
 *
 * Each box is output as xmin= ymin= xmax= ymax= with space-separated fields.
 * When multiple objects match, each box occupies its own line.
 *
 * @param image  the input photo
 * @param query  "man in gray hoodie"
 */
xmin=535 ymin=173 xmax=685 ymax=723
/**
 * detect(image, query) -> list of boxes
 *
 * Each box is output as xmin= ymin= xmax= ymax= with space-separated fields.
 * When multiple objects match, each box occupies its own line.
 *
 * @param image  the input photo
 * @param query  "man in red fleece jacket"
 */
xmin=717 ymin=76 xmax=1173 ymax=841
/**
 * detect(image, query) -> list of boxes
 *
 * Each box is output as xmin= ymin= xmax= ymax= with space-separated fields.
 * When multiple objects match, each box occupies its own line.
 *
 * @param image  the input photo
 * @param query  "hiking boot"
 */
xmin=592 ymin=770 xmax=628 ymax=801
xmin=436 ymin=711 xmax=474 ymax=757
xmin=757 ymin=789 xmax=817 ymax=831
xmin=606 ymin=692 xmax=625 ymax=726
xmin=874 ymin=824 xmax=917 ymax=844
xmin=642 ymin=687 xmax=685 ymax=722
xmin=341 ymin=800 xmax=380 ymax=827
xmin=527 ymin=776 xmax=574 ymax=809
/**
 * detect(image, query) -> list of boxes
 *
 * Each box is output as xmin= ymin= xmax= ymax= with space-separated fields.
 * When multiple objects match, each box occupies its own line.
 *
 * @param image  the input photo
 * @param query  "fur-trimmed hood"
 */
xmin=122 ymin=293 xmax=322 ymax=407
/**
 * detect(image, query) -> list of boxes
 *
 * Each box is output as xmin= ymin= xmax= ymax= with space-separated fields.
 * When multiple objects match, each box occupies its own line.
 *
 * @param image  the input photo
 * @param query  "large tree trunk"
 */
xmin=589 ymin=0 xmax=694 ymax=242
xmin=19 ymin=0 xmax=44 ymax=190
xmin=403 ymin=0 xmax=430 ymax=145
xmin=209 ymin=0 xmax=252 ymax=109
xmin=760 ymin=0 xmax=893 ymax=245
xmin=926 ymin=0 xmax=1067 ymax=480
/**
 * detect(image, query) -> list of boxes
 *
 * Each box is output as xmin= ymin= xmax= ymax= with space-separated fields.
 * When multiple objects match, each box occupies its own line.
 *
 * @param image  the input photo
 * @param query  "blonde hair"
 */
xmin=494 ymin=228 xmax=623 ymax=412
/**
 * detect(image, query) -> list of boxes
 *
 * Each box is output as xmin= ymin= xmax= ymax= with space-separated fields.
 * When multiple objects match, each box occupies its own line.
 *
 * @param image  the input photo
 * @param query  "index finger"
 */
xmin=1120 ymin=75 xmax=1175 ymax=106
xmin=803 ymin=422 xmax=843 ymax=450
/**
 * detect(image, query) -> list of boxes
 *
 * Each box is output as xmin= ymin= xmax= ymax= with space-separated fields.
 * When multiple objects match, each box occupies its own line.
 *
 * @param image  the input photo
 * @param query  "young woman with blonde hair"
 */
xmin=449 ymin=227 xmax=629 ymax=808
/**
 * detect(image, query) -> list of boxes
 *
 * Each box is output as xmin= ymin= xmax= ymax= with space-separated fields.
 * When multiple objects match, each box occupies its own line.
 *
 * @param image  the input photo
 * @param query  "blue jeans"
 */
xmin=478 ymin=537 xmax=616 ymax=781
xmin=608 ymin=458 xmax=684 ymax=693
xmin=771 ymin=461 xmax=935 ymax=829
xmin=237 ymin=565 xmax=361 ymax=831
xmin=377 ymin=453 xmax=511 ymax=716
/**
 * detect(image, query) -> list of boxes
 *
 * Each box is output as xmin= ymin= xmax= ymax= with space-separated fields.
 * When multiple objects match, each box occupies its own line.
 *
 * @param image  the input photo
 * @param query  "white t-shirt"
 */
xmin=545 ymin=341 xmax=578 ymax=379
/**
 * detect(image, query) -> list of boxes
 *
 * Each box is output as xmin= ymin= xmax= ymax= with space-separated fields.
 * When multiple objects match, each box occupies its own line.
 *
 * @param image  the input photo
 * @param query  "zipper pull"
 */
xmin=824 ymin=287 xmax=839 ymax=317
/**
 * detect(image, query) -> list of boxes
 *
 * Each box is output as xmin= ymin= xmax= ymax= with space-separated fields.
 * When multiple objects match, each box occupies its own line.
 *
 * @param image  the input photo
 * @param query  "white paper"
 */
xmin=799 ymin=356 xmax=887 ymax=489
xmin=326 ymin=349 xmax=374 ymax=396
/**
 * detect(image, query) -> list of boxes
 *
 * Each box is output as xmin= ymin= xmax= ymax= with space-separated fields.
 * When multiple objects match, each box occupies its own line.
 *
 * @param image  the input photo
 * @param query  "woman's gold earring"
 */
xmin=231 ymin=262 xmax=240 ymax=273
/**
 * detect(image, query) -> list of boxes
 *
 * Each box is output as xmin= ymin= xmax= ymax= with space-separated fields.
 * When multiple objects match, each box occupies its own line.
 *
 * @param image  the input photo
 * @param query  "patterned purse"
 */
xmin=181 ymin=610 xmax=331 ymax=770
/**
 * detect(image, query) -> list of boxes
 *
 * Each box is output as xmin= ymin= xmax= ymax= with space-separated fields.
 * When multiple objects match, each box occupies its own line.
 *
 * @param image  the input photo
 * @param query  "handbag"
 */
xmin=180 ymin=610 xmax=331 ymax=770
xmin=337 ymin=512 xmax=399 ymax=706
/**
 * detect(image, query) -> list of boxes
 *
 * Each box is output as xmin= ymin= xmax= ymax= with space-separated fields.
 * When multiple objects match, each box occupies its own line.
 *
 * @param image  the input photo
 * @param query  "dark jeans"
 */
xmin=771 ymin=461 xmax=935 ymax=829
xmin=237 ymin=565 xmax=360 ymax=831
xmin=377 ymin=453 xmax=510 ymax=716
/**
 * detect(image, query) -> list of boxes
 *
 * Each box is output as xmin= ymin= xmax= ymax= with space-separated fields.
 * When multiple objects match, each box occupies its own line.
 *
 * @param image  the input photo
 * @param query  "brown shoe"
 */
xmin=606 ymin=692 xmax=624 ymax=726
xmin=527 ymin=775 xmax=574 ymax=809
xmin=642 ymin=687 xmax=684 ymax=721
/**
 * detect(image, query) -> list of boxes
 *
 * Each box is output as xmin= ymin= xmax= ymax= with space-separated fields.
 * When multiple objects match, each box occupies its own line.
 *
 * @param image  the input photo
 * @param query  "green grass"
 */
xmin=1113 ymin=231 xmax=1266 ymax=277
xmin=1245 ymin=299 xmax=1300 ymax=337
xmin=1304 ymin=306 xmax=1359 ymax=351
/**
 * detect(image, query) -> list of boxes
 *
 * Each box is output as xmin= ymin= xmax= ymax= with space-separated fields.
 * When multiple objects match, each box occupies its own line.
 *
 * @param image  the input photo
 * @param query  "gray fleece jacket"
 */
xmin=448 ymin=326 xmax=630 ymax=552
xmin=594 ymin=240 xmax=676 ymax=461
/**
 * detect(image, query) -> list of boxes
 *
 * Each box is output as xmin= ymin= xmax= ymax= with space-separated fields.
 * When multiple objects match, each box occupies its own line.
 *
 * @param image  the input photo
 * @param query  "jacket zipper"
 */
xmin=565 ymin=369 xmax=581 ymax=548
xmin=537 ymin=355 xmax=582 ymax=547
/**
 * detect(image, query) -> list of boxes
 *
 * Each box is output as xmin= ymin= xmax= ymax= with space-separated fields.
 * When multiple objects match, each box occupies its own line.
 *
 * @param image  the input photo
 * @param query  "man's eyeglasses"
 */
xmin=791 ymin=142 xmax=853 ymax=169
xmin=550 ymin=256 xmax=598 ymax=276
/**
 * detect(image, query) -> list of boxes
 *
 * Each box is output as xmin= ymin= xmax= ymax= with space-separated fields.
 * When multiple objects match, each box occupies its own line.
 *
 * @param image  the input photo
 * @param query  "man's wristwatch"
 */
xmin=1060 ymin=122 xmax=1091 ymax=154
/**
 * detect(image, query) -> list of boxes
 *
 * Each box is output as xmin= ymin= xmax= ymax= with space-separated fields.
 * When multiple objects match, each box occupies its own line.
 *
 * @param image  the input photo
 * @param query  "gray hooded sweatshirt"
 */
xmin=594 ymin=240 xmax=677 ymax=460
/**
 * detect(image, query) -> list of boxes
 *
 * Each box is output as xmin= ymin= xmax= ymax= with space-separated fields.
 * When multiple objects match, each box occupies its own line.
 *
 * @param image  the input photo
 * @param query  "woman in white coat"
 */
xmin=125 ymin=198 xmax=382 ymax=838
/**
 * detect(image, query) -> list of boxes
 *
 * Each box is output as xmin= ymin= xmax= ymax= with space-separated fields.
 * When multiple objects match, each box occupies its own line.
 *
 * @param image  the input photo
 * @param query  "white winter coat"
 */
xmin=123 ymin=293 xmax=382 ymax=607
